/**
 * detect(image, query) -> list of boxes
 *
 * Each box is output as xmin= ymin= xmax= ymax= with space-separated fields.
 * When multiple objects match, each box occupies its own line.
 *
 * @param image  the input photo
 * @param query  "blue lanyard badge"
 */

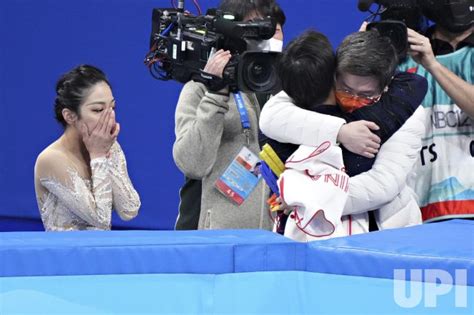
xmin=215 ymin=146 xmax=261 ymax=205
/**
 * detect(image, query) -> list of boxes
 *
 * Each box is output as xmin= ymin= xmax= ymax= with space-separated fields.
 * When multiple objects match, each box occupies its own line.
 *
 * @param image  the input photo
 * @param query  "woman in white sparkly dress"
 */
xmin=34 ymin=65 xmax=140 ymax=231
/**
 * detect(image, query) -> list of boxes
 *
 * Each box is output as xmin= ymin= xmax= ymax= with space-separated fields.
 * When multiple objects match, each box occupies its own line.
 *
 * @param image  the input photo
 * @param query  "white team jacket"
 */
xmin=260 ymin=91 xmax=425 ymax=241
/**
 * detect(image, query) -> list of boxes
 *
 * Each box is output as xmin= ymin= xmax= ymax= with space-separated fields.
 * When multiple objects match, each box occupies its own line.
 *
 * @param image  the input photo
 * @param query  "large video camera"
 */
xmin=144 ymin=1 xmax=280 ymax=93
xmin=358 ymin=0 xmax=473 ymax=60
xmin=358 ymin=0 xmax=424 ymax=60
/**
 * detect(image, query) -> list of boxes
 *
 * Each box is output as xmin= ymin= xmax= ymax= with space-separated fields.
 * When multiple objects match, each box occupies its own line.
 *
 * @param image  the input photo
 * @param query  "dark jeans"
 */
xmin=175 ymin=177 xmax=202 ymax=230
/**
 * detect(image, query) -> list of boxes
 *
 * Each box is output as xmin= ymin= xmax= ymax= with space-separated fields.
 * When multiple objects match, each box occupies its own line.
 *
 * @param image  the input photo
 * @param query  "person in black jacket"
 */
xmin=261 ymin=29 xmax=427 ymax=232
xmin=263 ymin=30 xmax=428 ymax=176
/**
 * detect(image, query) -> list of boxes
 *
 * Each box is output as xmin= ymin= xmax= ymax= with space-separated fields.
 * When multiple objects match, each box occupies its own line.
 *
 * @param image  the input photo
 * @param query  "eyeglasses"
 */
xmin=334 ymin=88 xmax=382 ymax=106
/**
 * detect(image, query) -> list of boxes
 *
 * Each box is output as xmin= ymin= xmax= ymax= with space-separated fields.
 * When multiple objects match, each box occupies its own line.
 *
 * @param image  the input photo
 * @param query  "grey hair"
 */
xmin=336 ymin=30 xmax=398 ymax=91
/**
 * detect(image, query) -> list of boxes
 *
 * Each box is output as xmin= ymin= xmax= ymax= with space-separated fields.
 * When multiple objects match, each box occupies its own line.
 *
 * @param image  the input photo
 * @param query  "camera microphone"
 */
xmin=213 ymin=18 xmax=275 ymax=40
xmin=358 ymin=0 xmax=376 ymax=12
xmin=214 ymin=18 xmax=241 ymax=38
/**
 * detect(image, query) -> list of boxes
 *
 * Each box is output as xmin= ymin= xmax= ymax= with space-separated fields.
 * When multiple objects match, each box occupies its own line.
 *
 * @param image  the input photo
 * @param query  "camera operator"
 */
xmin=398 ymin=0 xmax=474 ymax=223
xmin=173 ymin=0 xmax=285 ymax=230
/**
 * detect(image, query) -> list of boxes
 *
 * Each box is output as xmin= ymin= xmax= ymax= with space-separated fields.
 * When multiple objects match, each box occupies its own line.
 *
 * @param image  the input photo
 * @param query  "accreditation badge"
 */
xmin=215 ymin=146 xmax=261 ymax=205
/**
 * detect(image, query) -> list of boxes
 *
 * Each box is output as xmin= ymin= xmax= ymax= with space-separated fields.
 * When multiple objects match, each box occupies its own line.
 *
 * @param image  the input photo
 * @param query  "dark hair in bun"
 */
xmin=54 ymin=64 xmax=110 ymax=126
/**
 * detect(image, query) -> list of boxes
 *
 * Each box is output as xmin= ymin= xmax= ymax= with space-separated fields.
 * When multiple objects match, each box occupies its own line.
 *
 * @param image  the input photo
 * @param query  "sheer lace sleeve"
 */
xmin=36 ymin=152 xmax=113 ymax=230
xmin=107 ymin=142 xmax=141 ymax=220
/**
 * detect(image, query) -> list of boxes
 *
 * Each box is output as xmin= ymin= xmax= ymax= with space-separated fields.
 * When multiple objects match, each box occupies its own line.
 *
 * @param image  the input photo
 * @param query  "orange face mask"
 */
xmin=335 ymin=90 xmax=381 ymax=113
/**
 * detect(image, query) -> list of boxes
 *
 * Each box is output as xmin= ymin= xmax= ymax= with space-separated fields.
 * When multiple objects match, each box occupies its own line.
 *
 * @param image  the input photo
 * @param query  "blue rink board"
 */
xmin=0 ymin=229 xmax=306 ymax=276
xmin=1 ymin=220 xmax=473 ymax=285
xmin=308 ymin=219 xmax=474 ymax=285
xmin=1 ymin=271 xmax=472 ymax=314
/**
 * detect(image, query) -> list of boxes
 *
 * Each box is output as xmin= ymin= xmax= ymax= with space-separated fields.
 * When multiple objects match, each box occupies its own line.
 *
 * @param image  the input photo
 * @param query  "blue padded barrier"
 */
xmin=307 ymin=220 xmax=474 ymax=285
xmin=0 ymin=229 xmax=306 ymax=277
xmin=1 ymin=221 xmax=473 ymax=286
